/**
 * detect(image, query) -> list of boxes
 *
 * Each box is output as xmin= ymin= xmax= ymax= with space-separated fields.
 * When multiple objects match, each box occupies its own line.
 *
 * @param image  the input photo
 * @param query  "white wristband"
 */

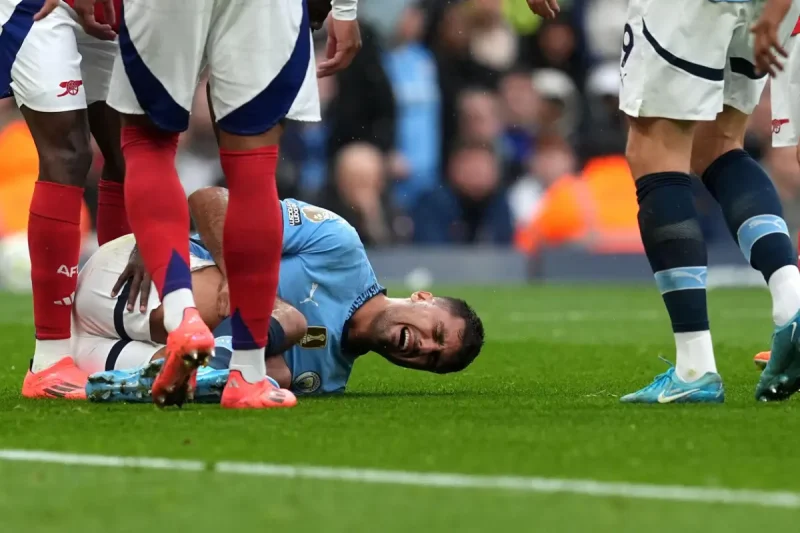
xmin=331 ymin=0 xmax=357 ymax=21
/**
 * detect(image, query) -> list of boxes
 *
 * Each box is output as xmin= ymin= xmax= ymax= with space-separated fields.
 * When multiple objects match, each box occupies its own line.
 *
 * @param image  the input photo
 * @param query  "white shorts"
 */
xmin=0 ymin=0 xmax=117 ymax=112
xmin=771 ymin=34 xmax=800 ymax=148
xmin=620 ymin=0 xmax=800 ymax=121
xmin=72 ymin=234 xmax=216 ymax=374
xmin=107 ymin=0 xmax=320 ymax=134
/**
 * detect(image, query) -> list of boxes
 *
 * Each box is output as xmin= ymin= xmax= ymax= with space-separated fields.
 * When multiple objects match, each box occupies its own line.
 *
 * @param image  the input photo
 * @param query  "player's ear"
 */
xmin=411 ymin=291 xmax=433 ymax=303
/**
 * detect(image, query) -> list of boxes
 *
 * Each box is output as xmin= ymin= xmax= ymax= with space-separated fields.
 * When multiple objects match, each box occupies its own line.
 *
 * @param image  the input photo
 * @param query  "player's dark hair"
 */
xmin=435 ymin=297 xmax=485 ymax=373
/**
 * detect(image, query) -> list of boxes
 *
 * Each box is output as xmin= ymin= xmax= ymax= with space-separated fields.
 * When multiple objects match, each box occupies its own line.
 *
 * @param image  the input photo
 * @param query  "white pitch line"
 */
xmin=1 ymin=449 xmax=799 ymax=509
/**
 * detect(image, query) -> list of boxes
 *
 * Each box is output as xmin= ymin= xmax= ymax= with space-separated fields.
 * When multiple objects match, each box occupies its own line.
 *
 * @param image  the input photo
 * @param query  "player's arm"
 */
xmin=317 ymin=0 xmax=362 ymax=78
xmin=188 ymin=187 xmax=229 ymax=278
xmin=188 ymin=187 xmax=232 ymax=316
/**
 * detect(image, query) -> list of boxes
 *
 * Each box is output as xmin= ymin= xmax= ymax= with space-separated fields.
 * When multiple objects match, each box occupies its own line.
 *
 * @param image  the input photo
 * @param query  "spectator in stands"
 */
xmin=325 ymin=143 xmax=397 ymax=247
xmin=412 ymin=143 xmax=513 ymax=244
xmin=520 ymin=14 xmax=587 ymax=88
xmin=531 ymin=68 xmax=581 ymax=142
xmin=508 ymin=136 xmax=576 ymax=228
xmin=467 ymin=0 xmax=518 ymax=72
xmin=384 ymin=3 xmax=442 ymax=211
xmin=499 ymin=68 xmax=542 ymax=180
xmin=425 ymin=0 xmax=497 ymax=161
xmin=514 ymin=152 xmax=642 ymax=255
xmin=326 ymin=22 xmax=396 ymax=157
xmin=578 ymin=61 xmax=627 ymax=162
xmin=457 ymin=88 xmax=504 ymax=148
xmin=581 ymin=0 xmax=627 ymax=62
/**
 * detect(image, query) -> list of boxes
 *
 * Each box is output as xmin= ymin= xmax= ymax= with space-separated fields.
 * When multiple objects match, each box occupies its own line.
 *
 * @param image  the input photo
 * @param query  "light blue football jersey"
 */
xmin=195 ymin=199 xmax=384 ymax=395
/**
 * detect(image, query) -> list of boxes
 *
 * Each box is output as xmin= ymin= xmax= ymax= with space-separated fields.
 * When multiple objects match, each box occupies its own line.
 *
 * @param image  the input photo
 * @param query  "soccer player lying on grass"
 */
xmin=73 ymin=187 xmax=484 ymax=402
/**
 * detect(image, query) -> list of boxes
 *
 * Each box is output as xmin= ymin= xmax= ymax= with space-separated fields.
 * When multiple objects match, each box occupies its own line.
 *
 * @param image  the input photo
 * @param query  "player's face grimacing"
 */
xmin=368 ymin=292 xmax=484 ymax=374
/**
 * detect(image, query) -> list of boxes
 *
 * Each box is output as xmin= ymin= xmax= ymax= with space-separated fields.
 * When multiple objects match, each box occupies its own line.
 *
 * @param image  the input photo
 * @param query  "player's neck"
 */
xmin=346 ymin=293 xmax=390 ymax=349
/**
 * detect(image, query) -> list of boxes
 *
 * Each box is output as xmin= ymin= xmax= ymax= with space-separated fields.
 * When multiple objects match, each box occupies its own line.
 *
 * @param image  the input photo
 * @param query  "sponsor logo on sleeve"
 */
xmin=286 ymin=201 xmax=302 ymax=226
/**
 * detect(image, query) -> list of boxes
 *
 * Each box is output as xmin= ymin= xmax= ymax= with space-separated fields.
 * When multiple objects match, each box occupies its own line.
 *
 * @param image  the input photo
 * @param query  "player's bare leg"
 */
xmin=89 ymin=102 xmax=130 ymax=245
xmin=215 ymin=124 xmax=296 ymax=409
xmin=20 ymin=107 xmax=93 ymax=400
xmin=120 ymin=113 xmax=214 ymax=407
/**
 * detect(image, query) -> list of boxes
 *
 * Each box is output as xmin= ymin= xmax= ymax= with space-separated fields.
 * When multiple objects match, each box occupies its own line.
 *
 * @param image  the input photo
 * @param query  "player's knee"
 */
xmin=625 ymin=117 xmax=695 ymax=179
xmin=36 ymin=127 xmax=93 ymax=187
xmin=691 ymin=110 xmax=747 ymax=175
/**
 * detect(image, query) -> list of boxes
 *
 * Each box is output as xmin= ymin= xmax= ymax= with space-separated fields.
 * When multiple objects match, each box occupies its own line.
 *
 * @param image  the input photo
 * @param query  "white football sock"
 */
xmin=31 ymin=339 xmax=72 ymax=373
xmin=230 ymin=348 xmax=267 ymax=384
xmin=162 ymin=288 xmax=196 ymax=333
xmin=768 ymin=265 xmax=800 ymax=326
xmin=674 ymin=330 xmax=717 ymax=382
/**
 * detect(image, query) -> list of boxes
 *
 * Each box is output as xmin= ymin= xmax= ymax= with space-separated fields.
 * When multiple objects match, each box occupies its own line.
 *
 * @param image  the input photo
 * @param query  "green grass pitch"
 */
xmin=2 ymin=285 xmax=800 ymax=532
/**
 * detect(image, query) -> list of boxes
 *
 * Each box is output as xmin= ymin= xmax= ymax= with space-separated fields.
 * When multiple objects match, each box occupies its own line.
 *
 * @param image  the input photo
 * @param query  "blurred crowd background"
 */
xmin=2 ymin=0 xmax=800 ymax=256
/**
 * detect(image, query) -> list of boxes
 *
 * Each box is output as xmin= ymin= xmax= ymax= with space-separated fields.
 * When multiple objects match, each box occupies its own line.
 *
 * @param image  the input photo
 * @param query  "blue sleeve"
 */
xmin=281 ymin=199 xmax=365 ymax=270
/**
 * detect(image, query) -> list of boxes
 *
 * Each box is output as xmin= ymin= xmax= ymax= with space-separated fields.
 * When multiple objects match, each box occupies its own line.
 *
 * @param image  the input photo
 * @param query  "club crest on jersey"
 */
xmin=302 ymin=205 xmax=338 ymax=223
xmin=293 ymin=371 xmax=321 ymax=393
xmin=300 ymin=326 xmax=327 ymax=349
xmin=57 ymin=80 xmax=82 ymax=97
xmin=286 ymin=201 xmax=302 ymax=226
xmin=773 ymin=118 xmax=790 ymax=134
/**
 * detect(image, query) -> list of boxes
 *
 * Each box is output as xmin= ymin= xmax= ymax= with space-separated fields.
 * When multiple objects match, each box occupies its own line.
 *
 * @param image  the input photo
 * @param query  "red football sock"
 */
xmin=121 ymin=125 xmax=191 ymax=298
xmin=96 ymin=179 xmax=131 ymax=246
xmin=28 ymin=181 xmax=84 ymax=340
xmin=221 ymin=145 xmax=282 ymax=350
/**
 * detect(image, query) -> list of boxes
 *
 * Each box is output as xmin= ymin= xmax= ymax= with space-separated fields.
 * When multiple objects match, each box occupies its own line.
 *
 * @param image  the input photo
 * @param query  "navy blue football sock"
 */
xmin=701 ymin=149 xmax=794 ymax=282
xmin=637 ymin=172 xmax=709 ymax=333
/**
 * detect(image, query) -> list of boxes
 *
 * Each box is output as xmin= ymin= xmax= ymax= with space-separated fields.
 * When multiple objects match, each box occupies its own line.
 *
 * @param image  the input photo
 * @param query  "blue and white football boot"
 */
xmin=756 ymin=311 xmax=800 ymax=401
xmin=620 ymin=358 xmax=724 ymax=404
xmin=86 ymin=359 xmax=279 ymax=404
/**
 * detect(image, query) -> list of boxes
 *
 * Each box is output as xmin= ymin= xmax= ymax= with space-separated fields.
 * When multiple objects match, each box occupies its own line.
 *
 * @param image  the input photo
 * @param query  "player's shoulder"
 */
xmin=284 ymin=199 xmax=362 ymax=245
xmin=284 ymin=198 xmax=346 ymax=226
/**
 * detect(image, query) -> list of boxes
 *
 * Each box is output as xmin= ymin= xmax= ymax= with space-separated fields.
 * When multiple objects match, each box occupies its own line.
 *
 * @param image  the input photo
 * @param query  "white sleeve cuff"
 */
xmin=331 ymin=0 xmax=357 ymax=21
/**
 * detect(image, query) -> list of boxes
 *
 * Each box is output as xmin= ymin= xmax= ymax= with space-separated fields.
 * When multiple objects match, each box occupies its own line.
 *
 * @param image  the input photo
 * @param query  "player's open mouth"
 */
xmin=399 ymin=327 xmax=410 ymax=352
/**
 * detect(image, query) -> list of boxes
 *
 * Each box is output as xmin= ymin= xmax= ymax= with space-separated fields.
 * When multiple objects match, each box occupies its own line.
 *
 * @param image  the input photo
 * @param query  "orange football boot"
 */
xmin=220 ymin=370 xmax=297 ymax=409
xmin=151 ymin=308 xmax=215 ymax=408
xmin=21 ymin=357 xmax=88 ymax=400
xmin=754 ymin=351 xmax=770 ymax=371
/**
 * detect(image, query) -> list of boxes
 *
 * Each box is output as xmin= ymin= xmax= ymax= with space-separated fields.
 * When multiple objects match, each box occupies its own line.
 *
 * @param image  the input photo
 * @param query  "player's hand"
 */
xmin=111 ymin=245 xmax=152 ymax=314
xmin=317 ymin=15 xmax=362 ymax=78
xmin=73 ymin=0 xmax=117 ymax=41
xmin=33 ymin=0 xmax=61 ymax=21
xmin=217 ymin=279 xmax=230 ymax=318
xmin=751 ymin=0 xmax=793 ymax=77
xmin=526 ymin=0 xmax=560 ymax=19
